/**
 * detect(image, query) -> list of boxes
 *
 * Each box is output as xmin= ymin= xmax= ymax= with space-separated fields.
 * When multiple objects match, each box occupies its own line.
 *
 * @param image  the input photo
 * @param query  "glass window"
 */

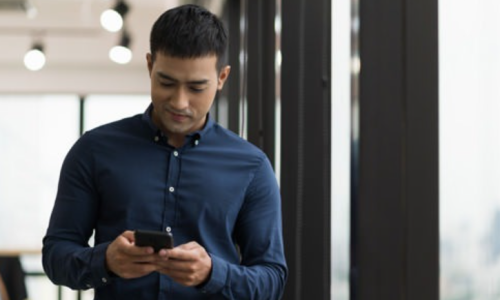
xmin=439 ymin=1 xmax=500 ymax=299
xmin=331 ymin=0 xmax=351 ymax=298
xmin=0 ymin=94 xmax=80 ymax=250
xmin=84 ymin=94 xmax=151 ymax=132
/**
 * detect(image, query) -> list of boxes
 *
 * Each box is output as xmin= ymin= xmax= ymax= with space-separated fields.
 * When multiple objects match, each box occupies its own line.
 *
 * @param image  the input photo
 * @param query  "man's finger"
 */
xmin=162 ymin=242 xmax=203 ymax=260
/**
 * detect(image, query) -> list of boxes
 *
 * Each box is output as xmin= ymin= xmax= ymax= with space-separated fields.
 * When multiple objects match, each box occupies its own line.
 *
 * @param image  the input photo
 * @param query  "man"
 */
xmin=42 ymin=4 xmax=287 ymax=300
xmin=0 ymin=275 xmax=9 ymax=300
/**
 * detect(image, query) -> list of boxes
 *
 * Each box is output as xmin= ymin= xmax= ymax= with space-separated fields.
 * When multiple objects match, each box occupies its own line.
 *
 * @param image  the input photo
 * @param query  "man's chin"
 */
xmin=164 ymin=124 xmax=189 ymax=135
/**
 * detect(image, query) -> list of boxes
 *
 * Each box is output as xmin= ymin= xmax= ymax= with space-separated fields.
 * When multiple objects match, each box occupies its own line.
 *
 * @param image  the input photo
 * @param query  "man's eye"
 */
xmin=160 ymin=82 xmax=174 ymax=87
xmin=190 ymin=86 xmax=205 ymax=92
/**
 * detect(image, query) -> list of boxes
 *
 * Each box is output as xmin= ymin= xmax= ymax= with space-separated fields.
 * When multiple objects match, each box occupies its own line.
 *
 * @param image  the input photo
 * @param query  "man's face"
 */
xmin=147 ymin=52 xmax=230 ymax=146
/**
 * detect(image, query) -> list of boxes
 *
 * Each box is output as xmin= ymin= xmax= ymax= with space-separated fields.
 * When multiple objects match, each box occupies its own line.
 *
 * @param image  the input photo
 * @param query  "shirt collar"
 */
xmin=141 ymin=103 xmax=214 ymax=144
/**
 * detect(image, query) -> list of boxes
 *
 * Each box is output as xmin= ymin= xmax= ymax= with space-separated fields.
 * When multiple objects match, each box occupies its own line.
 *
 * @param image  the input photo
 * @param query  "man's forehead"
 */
xmin=151 ymin=54 xmax=220 ymax=79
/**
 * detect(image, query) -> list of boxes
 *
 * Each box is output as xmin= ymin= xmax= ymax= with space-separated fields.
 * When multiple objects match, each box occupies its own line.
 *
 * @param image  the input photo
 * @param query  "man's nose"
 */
xmin=170 ymin=87 xmax=189 ymax=110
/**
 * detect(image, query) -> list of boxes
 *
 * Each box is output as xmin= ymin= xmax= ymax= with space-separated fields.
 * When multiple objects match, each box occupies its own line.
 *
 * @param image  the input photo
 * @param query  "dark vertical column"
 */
xmin=224 ymin=0 xmax=242 ymax=135
xmin=79 ymin=95 xmax=85 ymax=136
xmin=351 ymin=0 xmax=439 ymax=299
xmin=281 ymin=0 xmax=331 ymax=299
xmin=404 ymin=1 xmax=439 ymax=299
xmin=245 ymin=0 xmax=276 ymax=164
xmin=356 ymin=1 xmax=406 ymax=298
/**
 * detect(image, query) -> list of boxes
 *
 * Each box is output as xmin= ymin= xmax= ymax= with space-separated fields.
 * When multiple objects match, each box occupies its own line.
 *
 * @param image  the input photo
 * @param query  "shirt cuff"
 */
xmin=196 ymin=253 xmax=227 ymax=295
xmin=88 ymin=242 xmax=113 ymax=289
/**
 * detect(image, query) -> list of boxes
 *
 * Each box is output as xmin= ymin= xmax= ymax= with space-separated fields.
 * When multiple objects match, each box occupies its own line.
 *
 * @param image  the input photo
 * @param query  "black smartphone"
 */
xmin=134 ymin=230 xmax=174 ymax=252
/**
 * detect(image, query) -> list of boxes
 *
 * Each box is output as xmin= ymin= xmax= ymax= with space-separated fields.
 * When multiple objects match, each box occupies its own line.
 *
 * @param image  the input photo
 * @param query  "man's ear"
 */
xmin=146 ymin=53 xmax=153 ymax=77
xmin=217 ymin=65 xmax=231 ymax=90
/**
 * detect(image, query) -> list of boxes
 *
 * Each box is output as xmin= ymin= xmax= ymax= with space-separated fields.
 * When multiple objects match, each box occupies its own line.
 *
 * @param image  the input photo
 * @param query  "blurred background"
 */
xmin=1 ymin=0 xmax=499 ymax=300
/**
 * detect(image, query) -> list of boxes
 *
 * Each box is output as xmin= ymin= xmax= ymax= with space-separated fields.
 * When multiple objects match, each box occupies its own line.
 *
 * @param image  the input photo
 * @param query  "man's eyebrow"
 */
xmin=157 ymin=72 xmax=178 ymax=82
xmin=157 ymin=72 xmax=210 ymax=85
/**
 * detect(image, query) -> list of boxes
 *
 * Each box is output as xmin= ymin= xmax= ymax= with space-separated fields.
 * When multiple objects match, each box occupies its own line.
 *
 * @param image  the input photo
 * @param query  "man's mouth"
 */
xmin=168 ymin=110 xmax=189 ymax=122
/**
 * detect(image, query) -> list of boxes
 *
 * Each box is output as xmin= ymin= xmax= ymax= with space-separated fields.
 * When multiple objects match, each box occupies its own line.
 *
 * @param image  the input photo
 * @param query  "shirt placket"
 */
xmin=159 ymin=147 xmax=181 ymax=299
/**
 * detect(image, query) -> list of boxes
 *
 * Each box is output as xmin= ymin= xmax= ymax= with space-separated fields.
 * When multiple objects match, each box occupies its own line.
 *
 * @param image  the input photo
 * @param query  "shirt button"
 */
xmin=194 ymin=140 xmax=199 ymax=146
xmin=173 ymin=151 xmax=179 ymax=157
xmin=169 ymin=186 xmax=175 ymax=193
xmin=102 ymin=277 xmax=107 ymax=283
xmin=154 ymin=136 xmax=159 ymax=142
xmin=166 ymin=226 xmax=171 ymax=233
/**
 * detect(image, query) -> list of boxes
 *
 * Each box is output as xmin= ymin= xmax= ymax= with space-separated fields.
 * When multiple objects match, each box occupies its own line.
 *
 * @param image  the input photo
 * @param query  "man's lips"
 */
xmin=168 ymin=110 xmax=189 ymax=122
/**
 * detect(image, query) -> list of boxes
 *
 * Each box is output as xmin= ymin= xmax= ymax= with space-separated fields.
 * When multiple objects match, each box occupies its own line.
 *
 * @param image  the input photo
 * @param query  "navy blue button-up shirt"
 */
xmin=42 ymin=106 xmax=287 ymax=299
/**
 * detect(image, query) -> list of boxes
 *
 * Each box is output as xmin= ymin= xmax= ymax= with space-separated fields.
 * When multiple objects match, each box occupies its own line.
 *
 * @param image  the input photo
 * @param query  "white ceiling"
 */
xmin=0 ymin=0 xmax=225 ymax=94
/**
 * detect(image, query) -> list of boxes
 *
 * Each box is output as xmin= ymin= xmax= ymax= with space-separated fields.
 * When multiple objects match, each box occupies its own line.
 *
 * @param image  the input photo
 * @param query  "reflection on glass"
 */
xmin=275 ymin=0 xmax=282 ymax=182
xmin=331 ymin=0 xmax=352 ymax=298
xmin=440 ymin=1 xmax=500 ymax=299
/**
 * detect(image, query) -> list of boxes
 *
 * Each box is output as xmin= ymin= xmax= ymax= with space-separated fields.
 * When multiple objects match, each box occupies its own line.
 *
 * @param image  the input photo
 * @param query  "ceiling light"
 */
xmin=100 ymin=1 xmax=129 ymax=33
xmin=24 ymin=43 xmax=46 ymax=71
xmin=109 ymin=31 xmax=132 ymax=64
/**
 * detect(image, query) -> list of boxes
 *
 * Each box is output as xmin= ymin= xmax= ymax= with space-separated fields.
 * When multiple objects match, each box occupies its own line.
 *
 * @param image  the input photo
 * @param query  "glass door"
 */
xmin=439 ymin=1 xmax=500 ymax=299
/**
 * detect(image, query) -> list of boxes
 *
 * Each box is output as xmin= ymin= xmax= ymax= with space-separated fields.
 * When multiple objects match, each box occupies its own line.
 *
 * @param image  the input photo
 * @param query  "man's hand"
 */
xmin=156 ymin=241 xmax=212 ymax=287
xmin=106 ymin=230 xmax=158 ymax=279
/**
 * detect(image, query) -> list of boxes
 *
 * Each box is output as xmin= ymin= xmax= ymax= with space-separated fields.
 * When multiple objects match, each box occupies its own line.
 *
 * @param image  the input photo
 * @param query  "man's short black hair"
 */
xmin=149 ymin=4 xmax=228 ymax=69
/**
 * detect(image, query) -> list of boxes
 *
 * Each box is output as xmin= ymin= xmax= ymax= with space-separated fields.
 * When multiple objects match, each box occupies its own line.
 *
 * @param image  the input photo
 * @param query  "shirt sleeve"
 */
xmin=42 ymin=134 xmax=114 ymax=290
xmin=198 ymin=155 xmax=288 ymax=300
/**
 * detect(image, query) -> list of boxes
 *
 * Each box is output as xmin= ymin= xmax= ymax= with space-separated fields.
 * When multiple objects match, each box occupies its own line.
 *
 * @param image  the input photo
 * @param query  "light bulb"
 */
xmin=109 ymin=45 xmax=132 ymax=64
xmin=24 ymin=48 xmax=46 ymax=71
xmin=100 ymin=9 xmax=123 ymax=32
